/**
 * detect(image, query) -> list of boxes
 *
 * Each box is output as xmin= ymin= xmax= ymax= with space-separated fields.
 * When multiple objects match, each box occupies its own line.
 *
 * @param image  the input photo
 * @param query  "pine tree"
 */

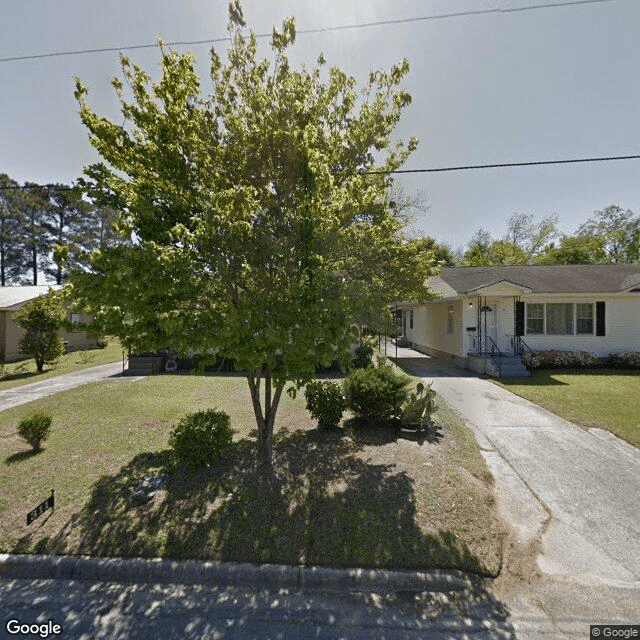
xmin=0 ymin=174 xmax=26 ymax=286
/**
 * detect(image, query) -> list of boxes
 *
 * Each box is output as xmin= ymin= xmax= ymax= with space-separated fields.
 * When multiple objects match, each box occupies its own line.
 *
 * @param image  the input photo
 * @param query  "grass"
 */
xmin=0 ymin=339 xmax=124 ymax=392
xmin=494 ymin=369 xmax=640 ymax=447
xmin=0 ymin=373 xmax=507 ymax=575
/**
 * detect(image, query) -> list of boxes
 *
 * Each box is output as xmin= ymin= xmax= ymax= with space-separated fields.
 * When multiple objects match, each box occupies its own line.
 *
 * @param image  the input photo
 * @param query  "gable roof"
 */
xmin=0 ymin=286 xmax=62 ymax=310
xmin=436 ymin=264 xmax=640 ymax=295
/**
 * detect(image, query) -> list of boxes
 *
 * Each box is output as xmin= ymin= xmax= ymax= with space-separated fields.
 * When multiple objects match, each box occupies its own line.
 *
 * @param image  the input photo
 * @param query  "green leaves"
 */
xmin=71 ymin=1 xmax=436 ymax=461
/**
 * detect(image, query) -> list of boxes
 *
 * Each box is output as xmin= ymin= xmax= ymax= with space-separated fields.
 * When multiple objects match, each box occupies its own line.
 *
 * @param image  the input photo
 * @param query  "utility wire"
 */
xmin=1 ymin=154 xmax=638 ymax=191
xmin=365 ymin=154 xmax=640 ymax=174
xmin=0 ymin=0 xmax=615 ymax=64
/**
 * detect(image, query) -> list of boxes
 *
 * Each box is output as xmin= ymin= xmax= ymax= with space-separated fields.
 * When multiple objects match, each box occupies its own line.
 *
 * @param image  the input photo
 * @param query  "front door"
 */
xmin=481 ymin=299 xmax=499 ymax=352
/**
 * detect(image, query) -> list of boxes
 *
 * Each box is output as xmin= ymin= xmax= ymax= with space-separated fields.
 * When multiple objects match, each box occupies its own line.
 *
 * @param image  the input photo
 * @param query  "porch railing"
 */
xmin=514 ymin=336 xmax=534 ymax=369
xmin=484 ymin=336 xmax=503 ymax=377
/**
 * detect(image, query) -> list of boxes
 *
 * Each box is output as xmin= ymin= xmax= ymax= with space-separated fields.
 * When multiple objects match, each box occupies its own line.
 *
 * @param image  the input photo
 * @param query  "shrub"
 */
xmin=351 ymin=344 xmax=374 ymax=369
xmin=304 ymin=381 xmax=345 ymax=429
xmin=343 ymin=361 xmax=411 ymax=422
xmin=522 ymin=350 xmax=598 ymax=369
xmin=607 ymin=352 xmax=640 ymax=368
xmin=169 ymin=409 xmax=233 ymax=469
xmin=400 ymin=382 xmax=438 ymax=427
xmin=96 ymin=336 xmax=109 ymax=349
xmin=18 ymin=411 xmax=52 ymax=452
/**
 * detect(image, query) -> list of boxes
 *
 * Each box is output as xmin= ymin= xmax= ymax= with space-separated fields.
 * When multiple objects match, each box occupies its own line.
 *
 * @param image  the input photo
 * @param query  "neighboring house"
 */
xmin=398 ymin=264 xmax=640 ymax=376
xmin=0 ymin=286 xmax=96 ymax=362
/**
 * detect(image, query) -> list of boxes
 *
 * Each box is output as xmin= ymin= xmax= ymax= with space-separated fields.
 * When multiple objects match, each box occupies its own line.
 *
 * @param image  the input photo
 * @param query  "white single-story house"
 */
xmin=0 ymin=286 xmax=96 ymax=362
xmin=397 ymin=264 xmax=640 ymax=376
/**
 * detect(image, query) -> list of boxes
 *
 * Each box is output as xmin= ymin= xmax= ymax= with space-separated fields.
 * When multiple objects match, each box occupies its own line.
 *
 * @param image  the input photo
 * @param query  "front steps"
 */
xmin=466 ymin=353 xmax=531 ymax=378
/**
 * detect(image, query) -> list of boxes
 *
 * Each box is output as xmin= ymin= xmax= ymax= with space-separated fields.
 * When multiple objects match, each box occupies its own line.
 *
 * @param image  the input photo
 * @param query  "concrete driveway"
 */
xmin=392 ymin=347 xmax=640 ymax=589
xmin=0 ymin=362 xmax=140 ymax=412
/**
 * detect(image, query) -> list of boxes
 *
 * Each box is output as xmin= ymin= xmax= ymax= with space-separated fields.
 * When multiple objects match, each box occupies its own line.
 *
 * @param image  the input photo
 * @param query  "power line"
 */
xmin=0 ymin=0 xmax=615 ymax=64
xmin=2 ymin=154 xmax=638 ymax=191
xmin=366 ymin=154 xmax=640 ymax=174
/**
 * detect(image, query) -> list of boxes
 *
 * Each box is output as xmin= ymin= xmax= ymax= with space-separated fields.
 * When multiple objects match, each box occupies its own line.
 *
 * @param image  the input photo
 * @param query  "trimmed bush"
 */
xmin=522 ymin=350 xmax=598 ymax=369
xmin=169 ymin=409 xmax=233 ymax=469
xmin=343 ymin=361 xmax=411 ymax=422
xmin=351 ymin=344 xmax=374 ymax=369
xmin=96 ymin=336 xmax=109 ymax=349
xmin=607 ymin=352 xmax=640 ymax=369
xmin=18 ymin=411 xmax=52 ymax=452
xmin=305 ymin=381 xmax=345 ymax=429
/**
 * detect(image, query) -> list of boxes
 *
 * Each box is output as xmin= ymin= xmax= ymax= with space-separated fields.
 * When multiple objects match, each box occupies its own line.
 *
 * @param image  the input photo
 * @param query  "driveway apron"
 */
xmin=392 ymin=347 xmax=640 ymax=588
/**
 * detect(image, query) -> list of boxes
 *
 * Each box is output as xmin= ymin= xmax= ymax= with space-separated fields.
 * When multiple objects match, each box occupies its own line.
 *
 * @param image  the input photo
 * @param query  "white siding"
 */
xmin=405 ymin=300 xmax=464 ymax=357
xmin=523 ymin=296 xmax=640 ymax=356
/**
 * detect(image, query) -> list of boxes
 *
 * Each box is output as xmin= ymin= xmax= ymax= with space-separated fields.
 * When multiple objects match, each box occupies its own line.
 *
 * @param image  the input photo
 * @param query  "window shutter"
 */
xmin=596 ymin=301 xmax=606 ymax=336
xmin=515 ymin=301 xmax=525 ymax=336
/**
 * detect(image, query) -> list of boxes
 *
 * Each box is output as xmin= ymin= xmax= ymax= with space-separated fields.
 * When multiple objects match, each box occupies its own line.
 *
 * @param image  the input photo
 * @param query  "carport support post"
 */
xmin=395 ymin=305 xmax=398 ymax=360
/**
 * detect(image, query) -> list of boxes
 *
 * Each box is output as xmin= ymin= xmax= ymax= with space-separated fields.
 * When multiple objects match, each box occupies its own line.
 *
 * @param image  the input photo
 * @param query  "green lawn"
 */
xmin=0 ymin=339 xmax=124 ymax=392
xmin=0 ymin=373 xmax=508 ymax=576
xmin=494 ymin=369 xmax=640 ymax=447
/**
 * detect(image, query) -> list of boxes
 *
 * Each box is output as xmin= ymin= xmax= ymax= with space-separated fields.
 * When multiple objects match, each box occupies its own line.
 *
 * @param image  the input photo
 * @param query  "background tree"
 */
xmin=0 ymin=174 xmax=27 ymax=286
xmin=40 ymin=185 xmax=94 ymax=284
xmin=409 ymin=236 xmax=456 ymax=266
xmin=461 ymin=214 xmax=558 ymax=265
xmin=536 ymin=234 xmax=607 ymax=264
xmin=577 ymin=205 xmax=639 ymax=263
xmin=16 ymin=184 xmax=50 ymax=285
xmin=71 ymin=1 xmax=435 ymax=471
xmin=14 ymin=291 xmax=66 ymax=372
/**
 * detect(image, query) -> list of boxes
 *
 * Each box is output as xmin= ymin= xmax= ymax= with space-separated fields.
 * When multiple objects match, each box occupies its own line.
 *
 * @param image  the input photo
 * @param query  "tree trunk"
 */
xmin=246 ymin=367 xmax=284 ymax=473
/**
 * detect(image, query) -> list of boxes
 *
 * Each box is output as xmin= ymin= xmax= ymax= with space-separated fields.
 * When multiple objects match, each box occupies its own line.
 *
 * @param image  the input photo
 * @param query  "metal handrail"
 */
xmin=484 ymin=336 xmax=503 ymax=377
xmin=514 ymin=336 xmax=534 ymax=369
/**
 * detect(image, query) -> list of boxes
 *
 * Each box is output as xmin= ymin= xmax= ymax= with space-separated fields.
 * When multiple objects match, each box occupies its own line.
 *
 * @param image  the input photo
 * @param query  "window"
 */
xmin=576 ymin=303 xmax=594 ymax=335
xmin=447 ymin=305 xmax=454 ymax=334
xmin=70 ymin=313 xmax=82 ymax=324
xmin=526 ymin=303 xmax=543 ymax=335
xmin=546 ymin=303 xmax=574 ymax=335
xmin=409 ymin=309 xmax=413 ymax=329
xmin=526 ymin=302 xmax=598 ymax=336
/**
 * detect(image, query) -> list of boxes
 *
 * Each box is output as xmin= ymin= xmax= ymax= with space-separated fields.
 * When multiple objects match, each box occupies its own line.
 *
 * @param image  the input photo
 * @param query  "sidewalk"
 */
xmin=0 ymin=362 xmax=140 ymax=412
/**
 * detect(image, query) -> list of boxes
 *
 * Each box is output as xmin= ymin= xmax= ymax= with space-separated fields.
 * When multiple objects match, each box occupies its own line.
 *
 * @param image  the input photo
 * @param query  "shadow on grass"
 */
xmin=18 ymin=429 xmax=490 ymax=576
xmin=498 ymin=371 xmax=568 ymax=386
xmin=5 ymin=449 xmax=40 ymax=465
xmin=0 ymin=370 xmax=41 ymax=384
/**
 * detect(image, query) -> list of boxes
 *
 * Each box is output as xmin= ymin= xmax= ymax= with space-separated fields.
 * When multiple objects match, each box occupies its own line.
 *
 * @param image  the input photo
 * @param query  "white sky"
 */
xmin=1 ymin=0 xmax=638 ymax=251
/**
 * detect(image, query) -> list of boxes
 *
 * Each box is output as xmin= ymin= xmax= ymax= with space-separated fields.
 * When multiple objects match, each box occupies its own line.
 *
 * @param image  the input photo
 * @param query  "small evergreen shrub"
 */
xmin=169 ymin=409 xmax=233 ymax=469
xmin=304 ymin=381 xmax=345 ymax=429
xmin=18 ymin=411 xmax=52 ymax=452
xmin=351 ymin=344 xmax=374 ymax=369
xmin=343 ymin=361 xmax=411 ymax=422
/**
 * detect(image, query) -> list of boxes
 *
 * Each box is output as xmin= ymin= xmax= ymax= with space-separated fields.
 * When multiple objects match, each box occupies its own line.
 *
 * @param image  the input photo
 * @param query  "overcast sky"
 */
xmin=1 ymin=0 xmax=638 ymax=251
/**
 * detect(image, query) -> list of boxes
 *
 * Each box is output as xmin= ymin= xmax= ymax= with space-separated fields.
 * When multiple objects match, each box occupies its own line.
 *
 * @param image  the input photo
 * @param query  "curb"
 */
xmin=0 ymin=553 xmax=473 ymax=593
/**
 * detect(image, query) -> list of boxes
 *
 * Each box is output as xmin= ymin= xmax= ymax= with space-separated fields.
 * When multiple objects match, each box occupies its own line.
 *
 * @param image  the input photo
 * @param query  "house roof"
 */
xmin=435 ymin=264 xmax=640 ymax=295
xmin=0 ymin=286 xmax=62 ymax=310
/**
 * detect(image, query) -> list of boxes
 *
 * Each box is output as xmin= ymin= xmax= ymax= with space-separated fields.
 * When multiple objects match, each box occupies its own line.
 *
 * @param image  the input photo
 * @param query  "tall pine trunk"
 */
xmin=246 ymin=367 xmax=284 ymax=473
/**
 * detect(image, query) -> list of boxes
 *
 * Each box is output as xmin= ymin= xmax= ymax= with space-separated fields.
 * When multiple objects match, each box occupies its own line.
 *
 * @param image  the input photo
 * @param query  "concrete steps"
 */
xmin=494 ymin=355 xmax=531 ymax=378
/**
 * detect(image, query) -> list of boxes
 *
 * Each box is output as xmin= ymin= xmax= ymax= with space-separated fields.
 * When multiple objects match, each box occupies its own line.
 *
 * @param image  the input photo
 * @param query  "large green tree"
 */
xmin=70 ymin=2 xmax=434 ymax=470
